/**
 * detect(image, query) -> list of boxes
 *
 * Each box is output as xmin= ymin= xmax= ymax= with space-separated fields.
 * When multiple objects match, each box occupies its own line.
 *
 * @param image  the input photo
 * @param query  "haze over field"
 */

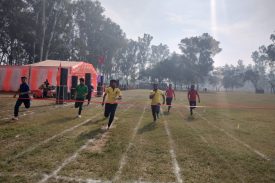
xmin=100 ymin=0 xmax=275 ymax=66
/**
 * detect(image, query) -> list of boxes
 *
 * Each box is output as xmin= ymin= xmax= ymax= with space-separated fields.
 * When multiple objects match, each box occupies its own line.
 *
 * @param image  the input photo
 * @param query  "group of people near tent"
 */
xmin=12 ymin=76 xmax=200 ymax=130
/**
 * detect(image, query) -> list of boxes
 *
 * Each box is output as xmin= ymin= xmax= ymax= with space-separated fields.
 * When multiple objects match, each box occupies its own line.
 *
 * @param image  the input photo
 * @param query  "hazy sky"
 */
xmin=99 ymin=0 xmax=275 ymax=66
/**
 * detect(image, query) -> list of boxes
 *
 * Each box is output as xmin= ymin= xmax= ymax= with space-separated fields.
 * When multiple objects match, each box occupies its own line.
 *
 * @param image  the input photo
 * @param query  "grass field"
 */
xmin=0 ymin=90 xmax=275 ymax=183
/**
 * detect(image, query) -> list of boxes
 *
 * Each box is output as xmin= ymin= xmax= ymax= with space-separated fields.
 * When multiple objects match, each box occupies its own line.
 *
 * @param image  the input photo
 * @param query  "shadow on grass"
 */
xmin=186 ymin=115 xmax=195 ymax=122
xmin=138 ymin=122 xmax=156 ymax=134
xmin=76 ymin=128 xmax=104 ymax=142
xmin=44 ymin=116 xmax=76 ymax=125
xmin=83 ymin=117 xmax=106 ymax=126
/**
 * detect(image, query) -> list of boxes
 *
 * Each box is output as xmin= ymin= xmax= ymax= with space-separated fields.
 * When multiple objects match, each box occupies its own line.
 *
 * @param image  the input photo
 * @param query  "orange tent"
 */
xmin=0 ymin=60 xmax=97 ymax=92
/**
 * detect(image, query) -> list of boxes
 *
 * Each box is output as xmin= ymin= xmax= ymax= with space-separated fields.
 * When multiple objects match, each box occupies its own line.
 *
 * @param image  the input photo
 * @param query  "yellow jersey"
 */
xmin=105 ymin=87 xmax=121 ymax=103
xmin=150 ymin=90 xmax=164 ymax=105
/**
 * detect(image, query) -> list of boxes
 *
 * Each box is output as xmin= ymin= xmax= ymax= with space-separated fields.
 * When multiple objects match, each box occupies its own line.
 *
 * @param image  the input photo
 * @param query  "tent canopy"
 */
xmin=0 ymin=60 xmax=97 ymax=92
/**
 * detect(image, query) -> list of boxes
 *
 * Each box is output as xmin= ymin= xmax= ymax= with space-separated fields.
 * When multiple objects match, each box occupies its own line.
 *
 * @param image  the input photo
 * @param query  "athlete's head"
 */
xmin=169 ymin=84 xmax=172 ymax=89
xmin=21 ymin=76 xmax=27 ymax=83
xmin=79 ymin=78 xmax=85 ymax=85
xmin=110 ymin=80 xmax=117 ymax=88
xmin=153 ymin=83 xmax=158 ymax=91
xmin=191 ymin=84 xmax=195 ymax=90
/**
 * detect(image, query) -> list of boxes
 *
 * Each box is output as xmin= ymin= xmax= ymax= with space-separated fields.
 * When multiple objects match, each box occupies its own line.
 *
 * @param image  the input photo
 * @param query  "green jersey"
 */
xmin=76 ymin=84 xmax=88 ymax=99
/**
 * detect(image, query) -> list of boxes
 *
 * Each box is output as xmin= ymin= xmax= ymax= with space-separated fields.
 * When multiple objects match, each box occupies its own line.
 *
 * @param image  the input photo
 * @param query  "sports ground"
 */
xmin=0 ymin=90 xmax=275 ymax=183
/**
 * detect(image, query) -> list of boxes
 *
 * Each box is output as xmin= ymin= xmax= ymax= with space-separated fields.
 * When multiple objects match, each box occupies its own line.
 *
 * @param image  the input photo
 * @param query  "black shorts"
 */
xmin=166 ymin=97 xmax=173 ymax=106
xmin=75 ymin=98 xmax=84 ymax=108
xmin=86 ymin=93 xmax=91 ymax=101
xmin=189 ymin=101 xmax=196 ymax=109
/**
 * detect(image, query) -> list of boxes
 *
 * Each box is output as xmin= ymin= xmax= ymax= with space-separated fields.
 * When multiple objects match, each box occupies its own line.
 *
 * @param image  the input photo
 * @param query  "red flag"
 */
xmin=56 ymin=62 xmax=61 ymax=86
xmin=98 ymin=56 xmax=105 ymax=65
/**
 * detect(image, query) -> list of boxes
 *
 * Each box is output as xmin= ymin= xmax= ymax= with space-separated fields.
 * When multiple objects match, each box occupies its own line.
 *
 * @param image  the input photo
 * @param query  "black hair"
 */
xmin=80 ymin=78 xmax=84 ymax=82
xmin=110 ymin=80 xmax=117 ymax=83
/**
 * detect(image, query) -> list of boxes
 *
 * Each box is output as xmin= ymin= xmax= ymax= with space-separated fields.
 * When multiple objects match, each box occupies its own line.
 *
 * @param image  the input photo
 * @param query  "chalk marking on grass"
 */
xmin=38 ymin=137 xmax=99 ymax=183
xmin=177 ymin=110 xmax=245 ymax=183
xmin=54 ymin=175 xmax=111 ymax=183
xmin=7 ymin=104 xmax=105 ymax=161
xmin=196 ymin=112 xmax=270 ymax=161
xmin=199 ymin=135 xmax=208 ymax=144
xmin=161 ymin=110 xmax=183 ymax=183
xmin=38 ymin=104 xmax=134 ymax=183
xmin=112 ymin=103 xmax=147 ymax=182
xmin=8 ymin=113 xmax=101 ymax=161
xmin=0 ymin=110 xmax=34 ymax=121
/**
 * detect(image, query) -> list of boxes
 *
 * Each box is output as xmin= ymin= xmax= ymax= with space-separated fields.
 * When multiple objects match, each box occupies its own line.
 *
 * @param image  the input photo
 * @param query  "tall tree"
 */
xmin=178 ymin=33 xmax=222 ymax=85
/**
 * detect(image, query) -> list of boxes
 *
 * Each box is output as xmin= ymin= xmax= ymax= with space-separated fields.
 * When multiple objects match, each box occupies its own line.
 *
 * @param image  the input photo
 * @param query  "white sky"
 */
xmin=98 ymin=0 xmax=275 ymax=66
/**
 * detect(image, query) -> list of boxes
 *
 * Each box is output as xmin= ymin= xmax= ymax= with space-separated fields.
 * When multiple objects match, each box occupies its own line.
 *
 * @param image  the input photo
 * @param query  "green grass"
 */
xmin=0 ymin=90 xmax=275 ymax=183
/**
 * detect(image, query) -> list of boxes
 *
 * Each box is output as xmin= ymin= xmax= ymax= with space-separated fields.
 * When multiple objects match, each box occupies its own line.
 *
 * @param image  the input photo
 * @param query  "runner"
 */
xmin=165 ymin=84 xmax=176 ymax=113
xmin=75 ymin=78 xmax=88 ymax=118
xmin=12 ymin=76 xmax=31 ymax=120
xmin=187 ymin=84 xmax=200 ymax=116
xmin=87 ymin=84 xmax=94 ymax=105
xmin=149 ymin=83 xmax=165 ymax=122
xmin=102 ymin=80 xmax=122 ymax=130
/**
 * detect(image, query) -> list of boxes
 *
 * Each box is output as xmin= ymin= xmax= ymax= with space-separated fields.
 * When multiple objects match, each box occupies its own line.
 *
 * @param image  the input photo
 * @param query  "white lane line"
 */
xmin=38 ymin=104 xmax=134 ymax=183
xmin=9 ymin=113 xmax=102 ymax=161
xmin=38 ymin=136 xmax=99 ymax=183
xmin=0 ymin=172 xmax=174 ymax=183
xmin=112 ymin=104 xmax=147 ymax=182
xmin=177 ymin=111 xmax=245 ymax=183
xmin=54 ymin=175 xmax=111 ymax=183
xmin=39 ymin=105 xmax=133 ymax=183
xmin=7 ymin=104 xmax=102 ymax=160
xmin=162 ymin=111 xmax=183 ymax=183
xmin=196 ymin=112 xmax=270 ymax=161
xmin=13 ymin=103 xmax=129 ymax=161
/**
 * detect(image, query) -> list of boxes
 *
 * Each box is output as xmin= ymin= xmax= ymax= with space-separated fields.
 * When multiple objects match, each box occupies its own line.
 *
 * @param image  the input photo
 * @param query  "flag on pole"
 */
xmin=56 ymin=62 xmax=61 ymax=86
xmin=98 ymin=56 xmax=105 ymax=65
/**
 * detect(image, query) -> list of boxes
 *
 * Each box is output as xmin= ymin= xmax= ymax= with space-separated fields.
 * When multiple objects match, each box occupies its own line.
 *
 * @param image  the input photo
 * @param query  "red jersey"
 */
xmin=166 ymin=88 xmax=175 ymax=98
xmin=188 ymin=89 xmax=199 ymax=101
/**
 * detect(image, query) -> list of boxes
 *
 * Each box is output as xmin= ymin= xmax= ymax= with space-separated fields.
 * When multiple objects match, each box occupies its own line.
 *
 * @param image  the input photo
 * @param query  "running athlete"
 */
xmin=12 ymin=76 xmax=31 ymax=120
xmin=165 ymin=84 xmax=176 ymax=113
xmin=75 ymin=78 xmax=88 ymax=118
xmin=102 ymin=80 xmax=122 ymax=130
xmin=149 ymin=83 xmax=165 ymax=122
xmin=187 ymin=84 xmax=200 ymax=116
xmin=87 ymin=84 xmax=94 ymax=105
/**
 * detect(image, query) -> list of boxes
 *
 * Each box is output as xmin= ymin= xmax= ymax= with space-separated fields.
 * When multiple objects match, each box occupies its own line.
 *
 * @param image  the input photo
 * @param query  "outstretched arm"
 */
xmin=162 ymin=94 xmax=165 ymax=105
xmin=102 ymin=93 xmax=107 ymax=106
xmin=149 ymin=92 xmax=155 ymax=99
xmin=197 ymin=92 xmax=200 ymax=103
xmin=14 ymin=88 xmax=20 ymax=98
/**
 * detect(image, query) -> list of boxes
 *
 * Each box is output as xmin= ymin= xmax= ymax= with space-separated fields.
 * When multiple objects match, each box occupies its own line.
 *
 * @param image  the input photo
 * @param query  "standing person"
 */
xmin=42 ymin=79 xmax=50 ymax=98
xmin=87 ymin=84 xmax=94 ymax=105
xmin=165 ymin=84 xmax=176 ymax=113
xmin=149 ymin=83 xmax=165 ymax=122
xmin=75 ymin=78 xmax=88 ymax=118
xmin=187 ymin=84 xmax=200 ymax=116
xmin=102 ymin=80 xmax=122 ymax=130
xmin=12 ymin=77 xmax=31 ymax=120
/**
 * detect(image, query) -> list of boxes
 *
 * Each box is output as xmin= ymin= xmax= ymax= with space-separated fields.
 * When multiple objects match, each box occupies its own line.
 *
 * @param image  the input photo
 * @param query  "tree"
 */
xmin=149 ymin=43 xmax=169 ymax=68
xmin=267 ymin=33 xmax=275 ymax=64
xmin=221 ymin=64 xmax=244 ymax=91
xmin=208 ymin=67 xmax=223 ymax=91
xmin=136 ymin=34 xmax=153 ymax=73
xmin=178 ymin=33 xmax=222 ymax=85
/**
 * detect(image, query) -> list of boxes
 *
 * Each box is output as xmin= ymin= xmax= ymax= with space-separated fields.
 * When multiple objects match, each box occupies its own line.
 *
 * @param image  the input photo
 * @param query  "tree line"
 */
xmin=208 ymin=33 xmax=275 ymax=93
xmin=1 ymin=0 xmax=274 ymax=92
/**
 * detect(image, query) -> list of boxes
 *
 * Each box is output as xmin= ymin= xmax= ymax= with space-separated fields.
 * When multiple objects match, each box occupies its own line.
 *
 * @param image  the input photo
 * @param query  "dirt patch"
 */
xmin=85 ymin=124 xmax=117 ymax=153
